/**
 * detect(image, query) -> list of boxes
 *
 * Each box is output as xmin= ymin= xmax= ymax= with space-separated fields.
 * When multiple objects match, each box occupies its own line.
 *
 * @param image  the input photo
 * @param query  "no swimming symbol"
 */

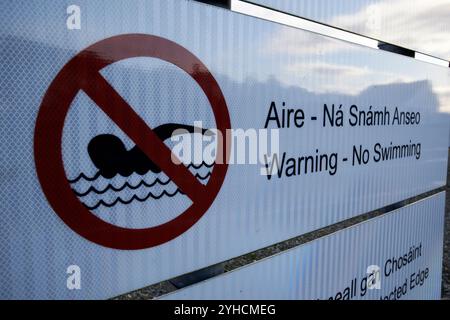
xmin=34 ymin=34 xmax=231 ymax=250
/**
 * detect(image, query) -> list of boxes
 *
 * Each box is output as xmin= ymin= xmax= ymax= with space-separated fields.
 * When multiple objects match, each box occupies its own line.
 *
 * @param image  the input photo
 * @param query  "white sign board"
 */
xmin=0 ymin=0 xmax=448 ymax=298
xmin=163 ymin=192 xmax=445 ymax=300
xmin=247 ymin=0 xmax=450 ymax=61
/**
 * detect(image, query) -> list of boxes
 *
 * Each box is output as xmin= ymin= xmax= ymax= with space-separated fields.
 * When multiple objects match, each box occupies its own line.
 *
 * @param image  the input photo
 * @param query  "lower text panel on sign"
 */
xmin=162 ymin=192 xmax=445 ymax=300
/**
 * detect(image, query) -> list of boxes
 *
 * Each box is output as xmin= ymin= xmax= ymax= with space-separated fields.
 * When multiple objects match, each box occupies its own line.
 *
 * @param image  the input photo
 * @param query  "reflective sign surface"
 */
xmin=248 ymin=0 xmax=450 ymax=60
xmin=163 ymin=192 xmax=445 ymax=300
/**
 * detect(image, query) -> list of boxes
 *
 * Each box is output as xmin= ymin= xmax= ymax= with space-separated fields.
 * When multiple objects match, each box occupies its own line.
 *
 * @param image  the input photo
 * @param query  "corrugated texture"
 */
xmin=163 ymin=192 xmax=445 ymax=300
xmin=248 ymin=0 xmax=450 ymax=61
xmin=0 ymin=0 xmax=448 ymax=299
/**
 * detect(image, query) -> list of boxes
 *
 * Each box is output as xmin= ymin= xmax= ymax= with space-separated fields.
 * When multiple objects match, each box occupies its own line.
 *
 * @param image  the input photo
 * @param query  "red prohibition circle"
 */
xmin=34 ymin=34 xmax=231 ymax=250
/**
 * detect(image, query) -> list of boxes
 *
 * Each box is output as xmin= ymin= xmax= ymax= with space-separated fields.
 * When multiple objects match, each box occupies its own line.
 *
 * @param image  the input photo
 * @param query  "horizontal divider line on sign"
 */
xmin=113 ymin=185 xmax=446 ymax=300
xmin=193 ymin=0 xmax=450 ymax=68
xmin=194 ymin=0 xmax=230 ymax=9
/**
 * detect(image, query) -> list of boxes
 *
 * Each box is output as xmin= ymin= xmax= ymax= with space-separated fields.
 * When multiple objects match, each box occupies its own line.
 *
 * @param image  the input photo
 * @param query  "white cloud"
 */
xmin=268 ymin=28 xmax=354 ymax=57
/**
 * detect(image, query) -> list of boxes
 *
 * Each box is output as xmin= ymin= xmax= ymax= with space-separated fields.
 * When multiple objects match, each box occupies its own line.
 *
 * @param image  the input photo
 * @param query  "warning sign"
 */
xmin=34 ymin=34 xmax=231 ymax=250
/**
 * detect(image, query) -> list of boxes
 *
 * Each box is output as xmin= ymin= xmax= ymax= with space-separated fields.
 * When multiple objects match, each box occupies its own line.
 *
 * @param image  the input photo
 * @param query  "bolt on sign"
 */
xmin=0 ymin=0 xmax=448 ymax=299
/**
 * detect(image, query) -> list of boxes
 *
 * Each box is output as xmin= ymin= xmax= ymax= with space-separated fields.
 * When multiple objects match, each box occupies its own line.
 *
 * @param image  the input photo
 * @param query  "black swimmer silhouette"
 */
xmin=87 ymin=123 xmax=212 ymax=179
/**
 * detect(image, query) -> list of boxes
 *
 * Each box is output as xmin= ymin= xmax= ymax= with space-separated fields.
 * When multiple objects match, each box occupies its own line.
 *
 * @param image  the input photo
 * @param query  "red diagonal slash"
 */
xmin=81 ymin=71 xmax=206 ymax=203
